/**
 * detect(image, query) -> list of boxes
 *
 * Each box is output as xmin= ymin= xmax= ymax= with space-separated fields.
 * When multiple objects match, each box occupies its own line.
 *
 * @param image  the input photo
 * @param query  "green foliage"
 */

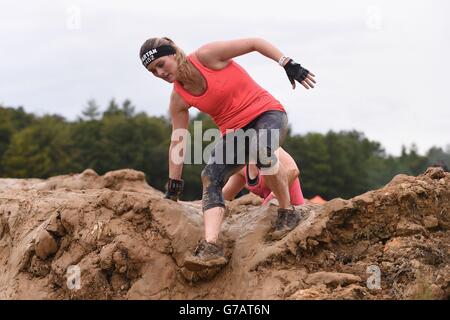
xmin=284 ymin=130 xmax=436 ymax=200
xmin=0 ymin=102 xmax=448 ymax=201
xmin=0 ymin=106 xmax=35 ymax=176
xmin=2 ymin=115 xmax=74 ymax=178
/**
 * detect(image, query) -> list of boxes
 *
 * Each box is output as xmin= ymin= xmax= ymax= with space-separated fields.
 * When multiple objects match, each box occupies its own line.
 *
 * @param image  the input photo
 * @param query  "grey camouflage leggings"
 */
xmin=201 ymin=110 xmax=288 ymax=212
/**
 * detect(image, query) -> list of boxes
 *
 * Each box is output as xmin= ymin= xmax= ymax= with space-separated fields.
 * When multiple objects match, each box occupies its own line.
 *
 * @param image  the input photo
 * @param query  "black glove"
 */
xmin=283 ymin=58 xmax=310 ymax=89
xmin=164 ymin=178 xmax=184 ymax=201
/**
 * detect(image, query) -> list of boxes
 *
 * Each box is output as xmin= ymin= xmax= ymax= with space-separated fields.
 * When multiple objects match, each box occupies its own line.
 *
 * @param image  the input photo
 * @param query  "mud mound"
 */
xmin=0 ymin=167 xmax=448 ymax=299
xmin=0 ymin=168 xmax=158 ymax=194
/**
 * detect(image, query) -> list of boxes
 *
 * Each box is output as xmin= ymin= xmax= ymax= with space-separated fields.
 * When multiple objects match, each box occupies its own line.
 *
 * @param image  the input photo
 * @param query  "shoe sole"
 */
xmin=184 ymin=257 xmax=228 ymax=271
xmin=269 ymin=229 xmax=290 ymax=241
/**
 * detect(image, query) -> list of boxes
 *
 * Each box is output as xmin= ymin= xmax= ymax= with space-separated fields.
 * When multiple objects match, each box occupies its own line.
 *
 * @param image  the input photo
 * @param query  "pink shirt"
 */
xmin=243 ymin=168 xmax=305 ymax=205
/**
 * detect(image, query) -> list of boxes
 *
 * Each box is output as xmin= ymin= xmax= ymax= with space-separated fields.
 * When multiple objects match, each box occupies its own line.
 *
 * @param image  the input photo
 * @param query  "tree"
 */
xmin=70 ymin=119 xmax=105 ymax=173
xmin=284 ymin=132 xmax=331 ymax=199
xmin=122 ymin=99 xmax=135 ymax=118
xmin=2 ymin=116 xmax=75 ymax=178
xmin=2 ymin=99 xmax=446 ymax=202
xmin=398 ymin=143 xmax=429 ymax=175
xmin=285 ymin=130 xmax=388 ymax=200
xmin=103 ymin=99 xmax=121 ymax=117
xmin=0 ymin=106 xmax=35 ymax=176
xmin=81 ymin=99 xmax=101 ymax=121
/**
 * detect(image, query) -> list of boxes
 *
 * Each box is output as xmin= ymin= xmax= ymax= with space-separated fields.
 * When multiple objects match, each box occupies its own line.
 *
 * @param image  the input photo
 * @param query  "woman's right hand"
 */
xmin=164 ymin=178 xmax=184 ymax=201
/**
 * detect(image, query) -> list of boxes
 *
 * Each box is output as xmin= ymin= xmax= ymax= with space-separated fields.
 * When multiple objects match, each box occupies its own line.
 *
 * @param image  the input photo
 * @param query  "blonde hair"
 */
xmin=139 ymin=37 xmax=195 ymax=81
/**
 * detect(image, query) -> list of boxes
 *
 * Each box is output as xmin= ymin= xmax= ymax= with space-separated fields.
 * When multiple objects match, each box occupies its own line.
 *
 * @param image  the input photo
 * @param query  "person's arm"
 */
xmin=165 ymin=90 xmax=190 ymax=200
xmin=196 ymin=38 xmax=316 ymax=89
xmin=198 ymin=38 xmax=283 ymax=65
xmin=222 ymin=172 xmax=246 ymax=201
xmin=168 ymin=89 xmax=189 ymax=179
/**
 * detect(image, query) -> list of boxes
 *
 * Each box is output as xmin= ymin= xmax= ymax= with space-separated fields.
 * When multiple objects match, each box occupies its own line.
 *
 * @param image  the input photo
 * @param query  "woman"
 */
xmin=139 ymin=37 xmax=316 ymax=271
xmin=222 ymin=147 xmax=305 ymax=208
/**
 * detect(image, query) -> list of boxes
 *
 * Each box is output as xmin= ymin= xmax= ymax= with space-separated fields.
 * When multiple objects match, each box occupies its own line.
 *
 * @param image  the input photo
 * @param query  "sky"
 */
xmin=0 ymin=0 xmax=449 ymax=156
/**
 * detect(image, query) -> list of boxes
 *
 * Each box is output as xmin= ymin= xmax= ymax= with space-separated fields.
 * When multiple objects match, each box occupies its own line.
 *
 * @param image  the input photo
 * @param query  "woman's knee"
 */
xmin=289 ymin=167 xmax=300 ymax=179
xmin=201 ymin=165 xmax=223 ymax=188
xmin=201 ymin=165 xmax=226 ymax=212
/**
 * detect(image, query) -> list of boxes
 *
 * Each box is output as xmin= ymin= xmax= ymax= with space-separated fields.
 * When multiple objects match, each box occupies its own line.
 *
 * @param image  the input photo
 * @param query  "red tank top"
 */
xmin=173 ymin=53 xmax=285 ymax=134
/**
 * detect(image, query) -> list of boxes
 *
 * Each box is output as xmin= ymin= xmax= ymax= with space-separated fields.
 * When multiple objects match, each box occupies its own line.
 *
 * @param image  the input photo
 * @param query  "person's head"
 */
xmin=139 ymin=37 xmax=189 ymax=83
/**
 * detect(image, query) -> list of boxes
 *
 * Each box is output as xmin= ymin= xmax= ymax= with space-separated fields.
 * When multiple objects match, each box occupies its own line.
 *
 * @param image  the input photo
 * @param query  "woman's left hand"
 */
xmin=300 ymin=72 xmax=316 ymax=90
xmin=283 ymin=59 xmax=316 ymax=90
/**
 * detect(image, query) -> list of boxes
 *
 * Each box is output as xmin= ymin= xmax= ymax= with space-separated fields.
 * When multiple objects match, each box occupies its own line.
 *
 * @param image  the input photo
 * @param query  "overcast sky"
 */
xmin=1 ymin=0 xmax=449 ymax=156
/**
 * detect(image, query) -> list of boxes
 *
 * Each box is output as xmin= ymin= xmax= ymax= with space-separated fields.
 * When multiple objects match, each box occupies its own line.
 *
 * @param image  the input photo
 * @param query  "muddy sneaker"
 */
xmin=184 ymin=240 xmax=228 ymax=271
xmin=270 ymin=207 xmax=302 ymax=241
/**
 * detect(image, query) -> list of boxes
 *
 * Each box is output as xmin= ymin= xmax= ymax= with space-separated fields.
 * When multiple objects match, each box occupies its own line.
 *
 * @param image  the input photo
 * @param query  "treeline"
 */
xmin=1 ymin=100 xmax=449 ymax=201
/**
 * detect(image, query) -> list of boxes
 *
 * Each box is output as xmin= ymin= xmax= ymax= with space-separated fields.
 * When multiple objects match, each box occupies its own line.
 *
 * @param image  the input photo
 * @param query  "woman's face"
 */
xmin=147 ymin=54 xmax=177 ymax=83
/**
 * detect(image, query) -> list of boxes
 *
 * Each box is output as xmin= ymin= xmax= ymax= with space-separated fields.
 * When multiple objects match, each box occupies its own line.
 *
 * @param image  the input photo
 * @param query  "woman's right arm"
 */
xmin=168 ymin=90 xmax=190 ymax=180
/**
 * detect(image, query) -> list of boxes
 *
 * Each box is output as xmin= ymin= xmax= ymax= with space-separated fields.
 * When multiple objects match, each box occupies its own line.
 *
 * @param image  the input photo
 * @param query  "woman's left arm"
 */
xmin=197 ymin=38 xmax=316 ymax=89
xmin=198 ymin=38 xmax=283 ymax=65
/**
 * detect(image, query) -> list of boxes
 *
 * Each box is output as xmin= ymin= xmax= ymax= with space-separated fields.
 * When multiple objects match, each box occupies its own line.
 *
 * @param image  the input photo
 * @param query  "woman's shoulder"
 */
xmin=193 ymin=48 xmax=231 ymax=71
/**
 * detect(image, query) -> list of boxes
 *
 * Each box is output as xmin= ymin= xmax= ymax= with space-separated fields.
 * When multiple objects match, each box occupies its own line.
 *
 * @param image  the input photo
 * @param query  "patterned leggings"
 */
xmin=201 ymin=110 xmax=289 ymax=212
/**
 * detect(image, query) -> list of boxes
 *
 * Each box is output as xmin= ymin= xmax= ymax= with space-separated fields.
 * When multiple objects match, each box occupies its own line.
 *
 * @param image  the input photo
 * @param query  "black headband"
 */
xmin=141 ymin=45 xmax=176 ymax=68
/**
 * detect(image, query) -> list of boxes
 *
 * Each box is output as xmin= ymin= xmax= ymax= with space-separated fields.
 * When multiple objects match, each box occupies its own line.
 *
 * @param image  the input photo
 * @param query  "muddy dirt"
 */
xmin=0 ymin=167 xmax=448 ymax=299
